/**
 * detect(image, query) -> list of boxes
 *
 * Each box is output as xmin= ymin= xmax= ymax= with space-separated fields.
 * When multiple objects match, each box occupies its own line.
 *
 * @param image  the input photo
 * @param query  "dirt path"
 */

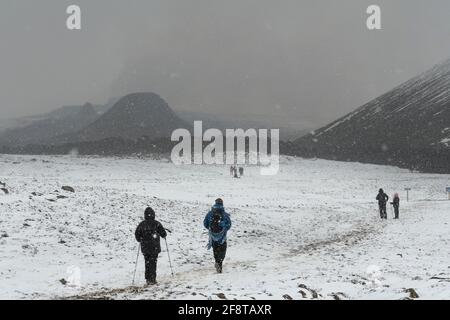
xmin=61 ymin=219 xmax=384 ymax=300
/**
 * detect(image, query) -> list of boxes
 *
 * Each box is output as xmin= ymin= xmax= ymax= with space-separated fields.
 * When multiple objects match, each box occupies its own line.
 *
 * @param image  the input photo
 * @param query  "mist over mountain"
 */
xmin=287 ymin=59 xmax=450 ymax=173
xmin=176 ymin=110 xmax=311 ymax=141
xmin=0 ymin=103 xmax=101 ymax=147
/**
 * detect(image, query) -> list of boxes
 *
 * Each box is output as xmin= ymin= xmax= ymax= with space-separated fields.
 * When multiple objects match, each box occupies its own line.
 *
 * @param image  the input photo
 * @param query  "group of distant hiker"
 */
xmin=230 ymin=165 xmax=244 ymax=178
xmin=134 ymin=198 xmax=231 ymax=286
xmin=376 ymin=188 xmax=400 ymax=220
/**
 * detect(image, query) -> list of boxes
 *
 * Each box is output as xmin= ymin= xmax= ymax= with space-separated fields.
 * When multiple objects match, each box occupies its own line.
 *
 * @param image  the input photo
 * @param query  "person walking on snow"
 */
xmin=135 ymin=207 xmax=167 ymax=285
xmin=390 ymin=193 xmax=400 ymax=219
xmin=376 ymin=188 xmax=389 ymax=219
xmin=203 ymin=198 xmax=232 ymax=273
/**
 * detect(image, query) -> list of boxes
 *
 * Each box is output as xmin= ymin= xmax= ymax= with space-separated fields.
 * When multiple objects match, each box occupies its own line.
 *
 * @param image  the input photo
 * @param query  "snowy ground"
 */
xmin=1 ymin=154 xmax=449 ymax=300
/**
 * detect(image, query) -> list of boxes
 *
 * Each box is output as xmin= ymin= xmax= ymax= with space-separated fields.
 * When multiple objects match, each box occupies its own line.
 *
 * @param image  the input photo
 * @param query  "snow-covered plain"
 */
xmin=1 ymin=154 xmax=449 ymax=300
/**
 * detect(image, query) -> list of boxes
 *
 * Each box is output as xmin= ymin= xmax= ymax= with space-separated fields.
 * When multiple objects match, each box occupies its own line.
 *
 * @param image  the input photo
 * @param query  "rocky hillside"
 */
xmin=288 ymin=59 xmax=450 ymax=173
xmin=0 ymin=103 xmax=100 ymax=147
xmin=69 ymin=92 xmax=188 ymax=143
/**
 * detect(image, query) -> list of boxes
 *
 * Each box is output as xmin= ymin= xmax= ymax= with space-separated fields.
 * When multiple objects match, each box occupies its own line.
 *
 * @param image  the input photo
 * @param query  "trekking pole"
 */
xmin=165 ymin=238 xmax=175 ymax=277
xmin=132 ymin=244 xmax=141 ymax=285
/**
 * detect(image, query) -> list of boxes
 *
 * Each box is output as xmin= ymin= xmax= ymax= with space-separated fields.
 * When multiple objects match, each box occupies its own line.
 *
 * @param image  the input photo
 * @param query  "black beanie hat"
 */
xmin=215 ymin=198 xmax=223 ymax=205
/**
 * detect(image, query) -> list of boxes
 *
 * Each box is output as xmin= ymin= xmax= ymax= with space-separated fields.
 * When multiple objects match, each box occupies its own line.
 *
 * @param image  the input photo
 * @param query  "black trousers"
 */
xmin=393 ymin=205 xmax=399 ymax=219
xmin=212 ymin=241 xmax=227 ymax=265
xmin=379 ymin=204 xmax=387 ymax=219
xmin=143 ymin=253 xmax=158 ymax=282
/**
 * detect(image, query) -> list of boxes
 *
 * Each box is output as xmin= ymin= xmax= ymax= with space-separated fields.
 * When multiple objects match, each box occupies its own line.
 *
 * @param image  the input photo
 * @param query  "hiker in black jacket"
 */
xmin=135 ymin=207 xmax=167 ymax=285
xmin=376 ymin=188 xmax=389 ymax=219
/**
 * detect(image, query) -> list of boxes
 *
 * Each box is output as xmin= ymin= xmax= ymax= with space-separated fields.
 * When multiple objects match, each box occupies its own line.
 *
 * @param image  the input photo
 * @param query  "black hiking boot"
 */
xmin=215 ymin=262 xmax=223 ymax=274
xmin=146 ymin=279 xmax=157 ymax=286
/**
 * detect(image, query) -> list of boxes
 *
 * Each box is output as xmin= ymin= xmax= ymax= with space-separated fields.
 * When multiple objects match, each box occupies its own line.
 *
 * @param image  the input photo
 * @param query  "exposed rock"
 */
xmin=62 ymin=186 xmax=75 ymax=193
xmin=298 ymin=284 xmax=319 ymax=299
xmin=405 ymin=288 xmax=419 ymax=299
xmin=216 ymin=293 xmax=227 ymax=300
xmin=59 ymin=278 xmax=68 ymax=285
xmin=1 ymin=188 xmax=9 ymax=194
xmin=330 ymin=292 xmax=348 ymax=300
xmin=282 ymin=294 xmax=293 ymax=300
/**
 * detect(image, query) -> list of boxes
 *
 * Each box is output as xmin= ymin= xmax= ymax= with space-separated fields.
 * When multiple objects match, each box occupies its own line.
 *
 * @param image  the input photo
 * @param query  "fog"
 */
xmin=1 ymin=0 xmax=450 ymax=129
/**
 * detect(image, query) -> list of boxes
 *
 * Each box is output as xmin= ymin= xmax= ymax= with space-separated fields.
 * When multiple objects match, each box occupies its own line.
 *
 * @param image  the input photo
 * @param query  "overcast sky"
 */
xmin=1 ymin=0 xmax=450 ymax=128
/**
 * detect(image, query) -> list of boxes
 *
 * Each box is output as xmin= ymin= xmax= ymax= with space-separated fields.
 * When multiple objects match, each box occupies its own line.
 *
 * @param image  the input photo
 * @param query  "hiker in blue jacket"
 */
xmin=203 ymin=198 xmax=232 ymax=273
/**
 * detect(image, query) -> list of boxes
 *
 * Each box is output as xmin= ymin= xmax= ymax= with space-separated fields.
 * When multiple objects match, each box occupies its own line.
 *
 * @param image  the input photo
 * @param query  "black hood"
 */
xmin=144 ymin=207 xmax=155 ymax=221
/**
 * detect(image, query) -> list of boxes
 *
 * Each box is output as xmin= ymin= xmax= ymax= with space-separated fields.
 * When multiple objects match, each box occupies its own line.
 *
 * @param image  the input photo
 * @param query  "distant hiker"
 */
xmin=376 ymin=188 xmax=389 ymax=219
xmin=203 ymin=198 xmax=232 ymax=273
xmin=390 ymin=193 xmax=400 ymax=219
xmin=135 ymin=207 xmax=167 ymax=285
xmin=239 ymin=167 xmax=244 ymax=177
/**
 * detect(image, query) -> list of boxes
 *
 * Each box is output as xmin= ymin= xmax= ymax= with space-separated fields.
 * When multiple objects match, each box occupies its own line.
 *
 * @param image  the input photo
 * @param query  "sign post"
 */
xmin=404 ymin=188 xmax=411 ymax=202
xmin=446 ymin=187 xmax=450 ymax=200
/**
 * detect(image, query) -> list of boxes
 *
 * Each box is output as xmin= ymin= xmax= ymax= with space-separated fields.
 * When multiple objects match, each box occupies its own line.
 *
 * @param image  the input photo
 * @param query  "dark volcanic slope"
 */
xmin=290 ymin=59 xmax=450 ymax=173
xmin=0 ymin=103 xmax=100 ymax=147
xmin=73 ymin=92 xmax=187 ymax=142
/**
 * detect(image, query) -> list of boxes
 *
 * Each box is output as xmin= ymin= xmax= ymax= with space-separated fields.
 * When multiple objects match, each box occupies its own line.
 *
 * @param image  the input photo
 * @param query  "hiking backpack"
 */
xmin=210 ymin=208 xmax=224 ymax=233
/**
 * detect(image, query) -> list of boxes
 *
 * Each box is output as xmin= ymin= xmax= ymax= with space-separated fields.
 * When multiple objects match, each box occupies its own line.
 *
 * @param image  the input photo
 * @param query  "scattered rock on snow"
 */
xmin=404 ymin=288 xmax=419 ymax=299
xmin=282 ymin=294 xmax=293 ymax=300
xmin=62 ymin=186 xmax=75 ymax=193
xmin=216 ymin=293 xmax=227 ymax=300
xmin=60 ymin=279 xmax=68 ymax=285
xmin=57 ymin=195 xmax=68 ymax=199
xmin=1 ymin=188 xmax=9 ymax=194
xmin=22 ymin=244 xmax=38 ymax=255
xmin=298 ymin=284 xmax=319 ymax=299
xmin=1 ymin=232 xmax=8 ymax=238
xmin=330 ymin=292 xmax=348 ymax=300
